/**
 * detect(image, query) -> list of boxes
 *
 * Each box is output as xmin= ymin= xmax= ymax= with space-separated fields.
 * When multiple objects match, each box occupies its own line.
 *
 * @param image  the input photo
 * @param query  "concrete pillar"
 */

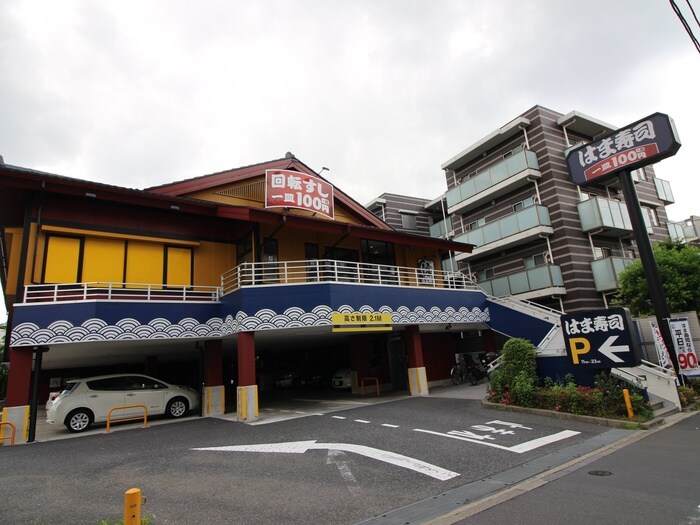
xmin=404 ymin=326 xmax=429 ymax=396
xmin=236 ymin=332 xmax=258 ymax=422
xmin=203 ymin=340 xmax=225 ymax=416
xmin=1 ymin=406 xmax=29 ymax=445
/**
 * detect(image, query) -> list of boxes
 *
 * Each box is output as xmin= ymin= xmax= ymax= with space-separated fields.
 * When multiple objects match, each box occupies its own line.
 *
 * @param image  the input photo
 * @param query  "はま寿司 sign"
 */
xmin=561 ymin=307 xmax=641 ymax=369
xmin=566 ymin=113 xmax=680 ymax=186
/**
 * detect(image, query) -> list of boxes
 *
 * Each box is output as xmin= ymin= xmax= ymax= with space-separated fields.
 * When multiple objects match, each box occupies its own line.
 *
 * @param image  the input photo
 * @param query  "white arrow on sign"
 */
xmin=192 ymin=440 xmax=459 ymax=481
xmin=599 ymin=335 xmax=630 ymax=363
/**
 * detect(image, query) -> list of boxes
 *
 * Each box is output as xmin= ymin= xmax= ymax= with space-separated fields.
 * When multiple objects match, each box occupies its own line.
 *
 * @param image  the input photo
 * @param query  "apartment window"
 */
xmin=400 ymin=213 xmax=417 ymax=230
xmin=642 ymin=206 xmax=659 ymax=227
xmin=524 ymin=253 xmax=547 ymax=268
xmin=477 ymin=268 xmax=495 ymax=281
xmin=467 ymin=217 xmax=486 ymax=231
xmin=593 ymin=246 xmax=613 ymax=260
xmin=512 ymin=196 xmax=535 ymax=212
xmin=631 ymin=168 xmax=647 ymax=182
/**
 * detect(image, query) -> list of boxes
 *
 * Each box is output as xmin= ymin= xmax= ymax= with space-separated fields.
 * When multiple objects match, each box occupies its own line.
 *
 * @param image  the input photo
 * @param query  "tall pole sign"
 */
xmin=566 ymin=113 xmax=682 ymax=374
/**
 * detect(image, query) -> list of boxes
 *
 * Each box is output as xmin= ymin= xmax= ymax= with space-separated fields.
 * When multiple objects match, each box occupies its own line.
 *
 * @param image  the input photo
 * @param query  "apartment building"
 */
xmin=432 ymin=105 xmax=679 ymax=313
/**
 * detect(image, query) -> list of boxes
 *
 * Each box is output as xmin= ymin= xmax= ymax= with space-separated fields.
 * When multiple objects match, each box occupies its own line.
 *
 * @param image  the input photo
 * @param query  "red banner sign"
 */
xmin=265 ymin=169 xmax=334 ymax=219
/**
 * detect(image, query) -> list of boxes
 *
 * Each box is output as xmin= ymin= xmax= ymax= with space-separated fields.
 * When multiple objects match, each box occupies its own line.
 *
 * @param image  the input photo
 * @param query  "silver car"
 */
xmin=46 ymin=374 xmax=200 ymax=433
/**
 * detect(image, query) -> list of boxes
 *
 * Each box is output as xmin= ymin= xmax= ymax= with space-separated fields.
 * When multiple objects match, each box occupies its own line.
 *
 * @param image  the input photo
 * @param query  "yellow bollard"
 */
xmin=622 ymin=388 xmax=635 ymax=419
xmin=124 ymin=487 xmax=142 ymax=525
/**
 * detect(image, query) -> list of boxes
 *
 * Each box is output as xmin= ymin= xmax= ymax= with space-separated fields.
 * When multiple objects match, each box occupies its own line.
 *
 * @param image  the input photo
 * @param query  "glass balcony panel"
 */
xmin=491 ymin=276 xmax=511 ymax=296
xmin=480 ymin=222 xmax=500 ymax=245
xmin=591 ymin=256 xmax=635 ymax=292
xmin=499 ymin=214 xmax=520 ymax=238
xmin=445 ymin=150 xmax=541 ymax=211
xmin=655 ymin=178 xmax=674 ymax=203
xmin=430 ymin=219 xmax=448 ymax=238
xmin=667 ymin=222 xmax=685 ymax=241
xmin=578 ymin=198 xmax=632 ymax=233
xmin=516 ymin=206 xmax=538 ymax=230
xmin=478 ymin=264 xmax=563 ymax=297
xmin=508 ymin=272 xmax=530 ymax=294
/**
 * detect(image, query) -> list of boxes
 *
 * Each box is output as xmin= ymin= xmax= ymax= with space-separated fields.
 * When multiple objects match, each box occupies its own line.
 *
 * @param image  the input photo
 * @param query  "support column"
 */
xmin=349 ymin=335 xmax=367 ymax=394
xmin=236 ymin=332 xmax=258 ymax=423
xmin=482 ymin=329 xmax=497 ymax=354
xmin=3 ymin=348 xmax=32 ymax=444
xmin=404 ymin=326 xmax=429 ymax=396
xmin=202 ymin=340 xmax=225 ymax=417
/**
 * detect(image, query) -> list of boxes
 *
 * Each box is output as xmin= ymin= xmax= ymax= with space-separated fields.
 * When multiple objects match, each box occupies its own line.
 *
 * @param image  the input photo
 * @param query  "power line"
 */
xmin=669 ymin=0 xmax=700 ymax=53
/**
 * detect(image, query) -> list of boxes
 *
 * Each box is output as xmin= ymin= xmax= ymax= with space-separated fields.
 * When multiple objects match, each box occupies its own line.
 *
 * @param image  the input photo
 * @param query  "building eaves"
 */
xmin=441 ymin=116 xmax=531 ymax=172
xmin=556 ymin=111 xmax=617 ymax=139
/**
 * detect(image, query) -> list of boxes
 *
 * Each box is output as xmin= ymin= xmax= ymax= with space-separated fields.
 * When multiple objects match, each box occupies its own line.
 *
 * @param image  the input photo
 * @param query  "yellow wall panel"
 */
xmin=166 ymin=246 xmax=192 ymax=287
xmin=44 ymin=236 xmax=81 ymax=283
xmin=126 ymin=241 xmax=163 ymax=288
xmin=82 ymin=238 xmax=125 ymax=283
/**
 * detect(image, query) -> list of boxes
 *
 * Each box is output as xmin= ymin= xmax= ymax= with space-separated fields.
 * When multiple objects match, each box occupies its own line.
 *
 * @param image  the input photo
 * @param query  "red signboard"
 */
xmin=265 ymin=169 xmax=334 ymax=219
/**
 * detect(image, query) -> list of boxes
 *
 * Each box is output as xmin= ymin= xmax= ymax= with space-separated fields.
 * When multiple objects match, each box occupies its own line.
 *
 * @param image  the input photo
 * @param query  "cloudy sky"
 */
xmin=0 ymin=1 xmax=698 ymax=319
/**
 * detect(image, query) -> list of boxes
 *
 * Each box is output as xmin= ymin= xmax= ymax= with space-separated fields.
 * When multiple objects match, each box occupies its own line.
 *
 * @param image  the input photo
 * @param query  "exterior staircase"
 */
xmin=611 ymin=360 xmax=681 ymax=424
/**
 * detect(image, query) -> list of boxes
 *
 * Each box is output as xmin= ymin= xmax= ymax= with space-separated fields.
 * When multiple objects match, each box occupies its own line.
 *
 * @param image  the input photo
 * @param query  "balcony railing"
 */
xmin=220 ymin=259 xmax=478 ymax=295
xmin=667 ymin=222 xmax=686 ymax=242
xmin=654 ymin=178 xmax=674 ymax=204
xmin=477 ymin=264 xmax=565 ymax=298
xmin=454 ymin=205 xmax=552 ymax=257
xmin=445 ymin=150 xmax=540 ymax=214
xmin=577 ymin=197 xmax=632 ymax=237
xmin=590 ymin=256 xmax=636 ymax=292
xmin=22 ymin=282 xmax=221 ymax=304
xmin=429 ymin=218 xmax=451 ymax=239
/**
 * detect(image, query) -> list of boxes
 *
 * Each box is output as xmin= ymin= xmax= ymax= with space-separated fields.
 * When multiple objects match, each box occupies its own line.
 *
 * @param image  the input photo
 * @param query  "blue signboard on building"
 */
xmin=562 ymin=307 xmax=641 ymax=369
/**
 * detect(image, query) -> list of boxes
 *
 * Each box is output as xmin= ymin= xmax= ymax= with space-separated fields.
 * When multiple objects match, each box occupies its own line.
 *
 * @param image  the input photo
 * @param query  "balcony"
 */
xmin=590 ymin=256 xmax=636 ymax=292
xmin=220 ymin=259 xmax=478 ymax=295
xmin=453 ymin=205 xmax=553 ymax=261
xmin=667 ymin=221 xmax=686 ymax=242
xmin=429 ymin=218 xmax=452 ymax=239
xmin=476 ymin=264 xmax=565 ymax=300
xmin=445 ymin=150 xmax=541 ymax=215
xmin=654 ymin=178 xmax=675 ymax=205
xmin=23 ymin=282 xmax=220 ymax=304
xmin=577 ymin=197 xmax=633 ymax=237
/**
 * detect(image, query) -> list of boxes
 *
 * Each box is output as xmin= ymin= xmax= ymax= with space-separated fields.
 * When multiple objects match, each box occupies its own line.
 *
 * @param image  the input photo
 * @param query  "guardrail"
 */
xmin=221 ymin=259 xmax=479 ymax=295
xmin=106 ymin=404 xmax=148 ymax=432
xmin=360 ymin=377 xmax=380 ymax=396
xmin=23 ymin=282 xmax=220 ymax=304
xmin=0 ymin=421 xmax=17 ymax=446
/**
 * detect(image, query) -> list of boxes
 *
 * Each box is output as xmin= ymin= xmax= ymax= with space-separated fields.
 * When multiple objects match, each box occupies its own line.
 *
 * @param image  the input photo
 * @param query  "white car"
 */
xmin=332 ymin=368 xmax=353 ymax=389
xmin=46 ymin=374 xmax=200 ymax=433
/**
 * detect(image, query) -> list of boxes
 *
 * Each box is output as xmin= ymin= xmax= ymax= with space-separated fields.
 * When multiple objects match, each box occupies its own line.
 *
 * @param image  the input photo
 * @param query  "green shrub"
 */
xmin=678 ymin=386 xmax=700 ymax=409
xmin=488 ymin=338 xmax=537 ymax=404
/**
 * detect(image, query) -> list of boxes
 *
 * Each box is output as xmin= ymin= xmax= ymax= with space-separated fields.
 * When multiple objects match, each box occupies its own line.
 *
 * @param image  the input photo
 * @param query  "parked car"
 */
xmin=332 ymin=368 xmax=353 ymax=389
xmin=46 ymin=374 xmax=200 ymax=433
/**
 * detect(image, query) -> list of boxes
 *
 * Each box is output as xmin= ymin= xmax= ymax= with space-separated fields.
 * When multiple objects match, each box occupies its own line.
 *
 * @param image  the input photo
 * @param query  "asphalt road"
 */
xmin=1 ymin=395 xmax=628 ymax=524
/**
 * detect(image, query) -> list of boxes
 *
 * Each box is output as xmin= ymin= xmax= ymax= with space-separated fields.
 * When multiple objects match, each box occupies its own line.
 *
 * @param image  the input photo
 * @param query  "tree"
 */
xmin=614 ymin=238 xmax=700 ymax=316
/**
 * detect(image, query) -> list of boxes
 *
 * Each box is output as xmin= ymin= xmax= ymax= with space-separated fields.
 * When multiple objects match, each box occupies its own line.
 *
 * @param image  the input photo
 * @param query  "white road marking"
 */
xmin=414 ymin=429 xmax=580 ymax=453
xmin=327 ymin=450 xmax=361 ymax=496
xmin=381 ymin=424 xmax=400 ymax=428
xmin=332 ymin=416 xmax=347 ymax=420
xmin=354 ymin=419 xmax=371 ymax=424
xmin=193 ymin=440 xmax=459 ymax=481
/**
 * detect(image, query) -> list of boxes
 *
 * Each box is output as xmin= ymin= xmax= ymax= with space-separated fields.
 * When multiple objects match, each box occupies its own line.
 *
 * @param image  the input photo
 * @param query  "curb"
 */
xmin=480 ymin=399 xmax=672 ymax=430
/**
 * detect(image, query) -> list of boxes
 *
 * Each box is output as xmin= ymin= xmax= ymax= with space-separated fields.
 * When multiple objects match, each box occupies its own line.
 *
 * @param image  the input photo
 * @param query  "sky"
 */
xmin=0 ymin=0 xmax=699 ymax=321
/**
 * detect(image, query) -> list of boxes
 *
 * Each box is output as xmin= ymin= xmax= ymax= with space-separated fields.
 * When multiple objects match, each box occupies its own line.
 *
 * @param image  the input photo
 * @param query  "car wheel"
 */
xmin=65 ymin=409 xmax=93 ymax=433
xmin=166 ymin=397 xmax=189 ymax=418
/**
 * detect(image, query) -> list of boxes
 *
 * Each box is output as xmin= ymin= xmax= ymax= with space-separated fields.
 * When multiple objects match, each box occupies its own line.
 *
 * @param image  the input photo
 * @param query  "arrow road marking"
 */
xmin=599 ymin=335 xmax=630 ymax=363
xmin=327 ymin=450 xmax=361 ymax=496
xmin=192 ymin=440 xmax=459 ymax=481
xmin=414 ymin=429 xmax=580 ymax=453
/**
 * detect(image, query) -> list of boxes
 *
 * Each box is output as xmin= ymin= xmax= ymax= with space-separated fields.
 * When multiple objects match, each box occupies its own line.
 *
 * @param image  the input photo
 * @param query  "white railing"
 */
xmin=22 ymin=282 xmax=220 ymax=304
xmin=220 ymin=259 xmax=479 ymax=295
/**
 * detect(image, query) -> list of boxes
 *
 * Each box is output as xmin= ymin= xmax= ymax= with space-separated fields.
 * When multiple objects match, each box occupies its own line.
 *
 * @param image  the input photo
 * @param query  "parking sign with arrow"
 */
xmin=561 ymin=307 xmax=641 ymax=369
